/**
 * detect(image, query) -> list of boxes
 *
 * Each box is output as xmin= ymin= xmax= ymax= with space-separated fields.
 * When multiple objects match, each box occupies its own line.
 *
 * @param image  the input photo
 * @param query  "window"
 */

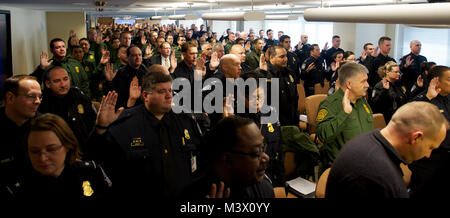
xmin=401 ymin=25 xmax=450 ymax=66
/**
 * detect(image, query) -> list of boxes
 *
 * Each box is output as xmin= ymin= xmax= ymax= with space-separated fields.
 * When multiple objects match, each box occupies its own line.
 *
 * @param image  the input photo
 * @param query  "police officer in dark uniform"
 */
xmin=262 ymin=29 xmax=279 ymax=52
xmin=294 ymin=34 xmax=311 ymax=66
xmin=104 ymin=45 xmax=150 ymax=109
xmin=300 ymin=44 xmax=327 ymax=97
xmin=239 ymin=71 xmax=285 ymax=187
xmin=324 ymin=35 xmax=344 ymax=68
xmin=279 ymin=35 xmax=301 ymax=84
xmin=202 ymin=54 xmax=242 ymax=128
xmin=0 ymin=75 xmax=41 ymax=198
xmin=260 ymin=45 xmax=298 ymax=126
xmin=38 ymin=66 xmax=96 ymax=153
xmin=399 ymin=40 xmax=428 ymax=92
xmin=17 ymin=113 xmax=111 ymax=200
xmin=368 ymin=37 xmax=396 ymax=89
xmin=371 ymin=61 xmax=408 ymax=122
xmin=409 ymin=66 xmax=450 ymax=198
xmin=87 ymin=72 xmax=203 ymax=199
xmin=182 ymin=115 xmax=274 ymax=199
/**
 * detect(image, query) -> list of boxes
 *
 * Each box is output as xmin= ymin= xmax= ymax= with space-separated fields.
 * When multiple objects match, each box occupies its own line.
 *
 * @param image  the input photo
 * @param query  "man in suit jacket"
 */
xmin=148 ymin=42 xmax=173 ymax=72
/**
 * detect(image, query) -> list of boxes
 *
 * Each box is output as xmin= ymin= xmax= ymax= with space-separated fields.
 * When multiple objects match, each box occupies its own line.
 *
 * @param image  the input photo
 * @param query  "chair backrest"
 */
xmin=314 ymin=81 xmax=330 ymax=95
xmin=273 ymin=187 xmax=287 ymax=198
xmin=305 ymin=94 xmax=328 ymax=134
xmin=297 ymin=84 xmax=306 ymax=114
xmin=373 ymin=113 xmax=386 ymax=129
xmin=315 ymin=168 xmax=331 ymax=198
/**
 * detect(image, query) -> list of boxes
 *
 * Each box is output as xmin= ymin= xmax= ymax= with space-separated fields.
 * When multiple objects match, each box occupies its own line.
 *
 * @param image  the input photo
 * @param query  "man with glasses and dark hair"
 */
xmin=182 ymin=115 xmax=274 ymax=199
xmin=0 ymin=75 xmax=41 ymax=198
xmin=87 ymin=71 xmax=203 ymax=199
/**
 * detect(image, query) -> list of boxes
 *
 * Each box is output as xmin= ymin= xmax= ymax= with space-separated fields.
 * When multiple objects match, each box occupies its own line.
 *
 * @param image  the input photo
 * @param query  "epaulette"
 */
xmin=71 ymin=160 xmax=97 ymax=169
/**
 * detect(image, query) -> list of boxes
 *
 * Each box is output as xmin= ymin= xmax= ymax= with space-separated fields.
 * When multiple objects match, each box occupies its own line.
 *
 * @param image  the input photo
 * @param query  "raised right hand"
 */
xmin=342 ymin=89 xmax=353 ymax=114
xmin=105 ymin=63 xmax=118 ymax=82
xmin=40 ymin=52 xmax=53 ymax=69
xmin=95 ymin=91 xmax=124 ymax=134
xmin=426 ymin=77 xmax=441 ymax=100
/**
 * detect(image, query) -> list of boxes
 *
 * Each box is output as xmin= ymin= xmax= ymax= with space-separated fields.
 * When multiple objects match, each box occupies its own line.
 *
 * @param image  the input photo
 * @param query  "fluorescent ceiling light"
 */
xmin=169 ymin=14 xmax=199 ymax=20
xmin=265 ymin=14 xmax=299 ymax=20
xmin=304 ymin=3 xmax=450 ymax=25
xmin=152 ymin=16 xmax=169 ymax=20
xmin=407 ymin=24 xmax=450 ymax=29
xmin=202 ymin=11 xmax=265 ymax=21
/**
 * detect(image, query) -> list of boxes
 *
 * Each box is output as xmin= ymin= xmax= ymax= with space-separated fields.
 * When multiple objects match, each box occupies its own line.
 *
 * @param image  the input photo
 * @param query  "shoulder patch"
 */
xmin=316 ymin=109 xmax=328 ymax=122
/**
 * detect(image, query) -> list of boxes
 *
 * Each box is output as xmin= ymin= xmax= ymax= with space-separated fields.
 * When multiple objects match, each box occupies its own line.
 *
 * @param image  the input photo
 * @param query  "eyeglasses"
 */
xmin=29 ymin=145 xmax=64 ymax=158
xmin=19 ymin=94 xmax=43 ymax=102
xmin=230 ymin=143 xmax=267 ymax=160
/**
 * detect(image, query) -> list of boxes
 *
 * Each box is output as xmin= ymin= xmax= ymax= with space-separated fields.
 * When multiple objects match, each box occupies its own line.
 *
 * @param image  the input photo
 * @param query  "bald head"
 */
xmin=149 ymin=64 xmax=170 ymax=75
xmin=410 ymin=40 xmax=422 ymax=55
xmin=220 ymin=54 xmax=242 ymax=79
xmin=229 ymin=44 xmax=246 ymax=63
xmin=390 ymin=101 xmax=448 ymax=139
xmin=301 ymin=34 xmax=308 ymax=44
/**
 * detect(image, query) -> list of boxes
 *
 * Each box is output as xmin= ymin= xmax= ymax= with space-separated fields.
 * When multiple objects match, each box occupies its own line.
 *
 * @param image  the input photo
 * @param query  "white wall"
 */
xmin=399 ymin=25 xmax=450 ymax=66
xmin=354 ymin=23 xmax=387 ymax=57
xmin=210 ymin=20 xmax=235 ymax=36
xmin=0 ymin=5 xmax=47 ymax=75
xmin=46 ymin=12 xmax=86 ymax=50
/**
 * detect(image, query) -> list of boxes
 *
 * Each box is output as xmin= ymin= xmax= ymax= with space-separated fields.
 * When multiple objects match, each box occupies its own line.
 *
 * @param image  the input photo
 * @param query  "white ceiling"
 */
xmin=0 ymin=0 xmax=430 ymax=17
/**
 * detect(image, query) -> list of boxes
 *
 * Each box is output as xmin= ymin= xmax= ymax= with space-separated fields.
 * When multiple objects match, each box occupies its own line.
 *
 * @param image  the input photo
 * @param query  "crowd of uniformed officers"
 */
xmin=0 ymin=22 xmax=449 ymax=200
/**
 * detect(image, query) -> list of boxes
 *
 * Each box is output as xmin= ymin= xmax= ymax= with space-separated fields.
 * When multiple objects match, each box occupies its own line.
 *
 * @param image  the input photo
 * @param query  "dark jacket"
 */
xmin=371 ymin=80 xmax=408 ymax=122
xmin=259 ymin=64 xmax=299 ymax=126
xmin=38 ymin=87 xmax=96 ymax=153
xmin=0 ymin=107 xmax=36 ymax=198
xmin=239 ymin=112 xmax=285 ymax=187
xmin=86 ymin=105 xmax=203 ymax=199
xmin=300 ymin=52 xmax=327 ymax=96
xmin=182 ymin=170 xmax=274 ymax=199
xmin=399 ymin=52 xmax=427 ymax=91
xmin=104 ymin=64 xmax=150 ymax=109
xmin=17 ymin=160 xmax=111 ymax=200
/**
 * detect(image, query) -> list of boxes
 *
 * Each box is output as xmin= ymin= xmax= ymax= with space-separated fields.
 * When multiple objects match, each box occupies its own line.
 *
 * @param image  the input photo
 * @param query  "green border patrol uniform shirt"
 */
xmin=316 ymin=88 xmax=374 ymax=168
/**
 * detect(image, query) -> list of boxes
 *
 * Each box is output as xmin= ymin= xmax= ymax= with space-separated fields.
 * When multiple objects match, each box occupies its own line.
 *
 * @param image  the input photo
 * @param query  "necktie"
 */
xmin=165 ymin=58 xmax=170 ymax=68
xmin=159 ymin=121 xmax=176 ymax=198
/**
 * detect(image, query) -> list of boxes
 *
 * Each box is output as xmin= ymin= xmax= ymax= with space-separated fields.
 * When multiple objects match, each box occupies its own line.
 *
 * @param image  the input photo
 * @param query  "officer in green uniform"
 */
xmin=79 ymin=38 xmax=109 ymax=101
xmin=224 ymin=32 xmax=235 ymax=54
xmin=316 ymin=63 xmax=373 ymax=171
xmin=174 ymin=36 xmax=186 ymax=62
xmin=245 ymin=38 xmax=264 ymax=70
xmin=32 ymin=38 xmax=91 ymax=97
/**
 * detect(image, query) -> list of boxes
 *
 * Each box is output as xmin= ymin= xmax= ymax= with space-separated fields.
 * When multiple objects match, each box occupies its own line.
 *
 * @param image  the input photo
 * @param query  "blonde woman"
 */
xmin=371 ymin=61 xmax=408 ymax=122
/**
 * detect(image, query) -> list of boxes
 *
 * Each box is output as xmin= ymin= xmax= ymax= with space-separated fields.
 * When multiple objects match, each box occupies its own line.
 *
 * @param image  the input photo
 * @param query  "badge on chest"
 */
xmin=131 ymin=137 xmax=144 ymax=147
